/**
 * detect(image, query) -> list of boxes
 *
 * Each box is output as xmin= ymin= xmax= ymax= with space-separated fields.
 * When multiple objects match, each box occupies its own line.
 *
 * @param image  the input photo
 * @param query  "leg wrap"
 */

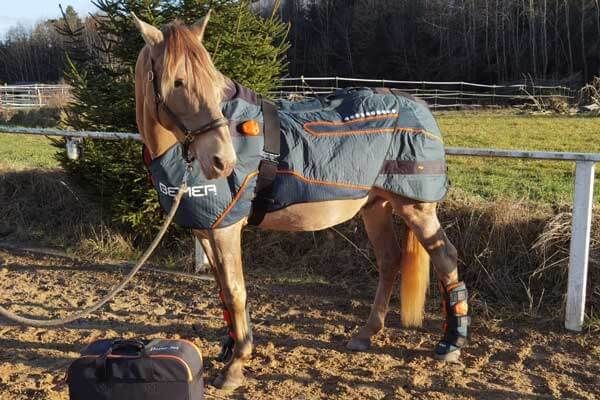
xmin=435 ymin=281 xmax=470 ymax=356
xmin=216 ymin=290 xmax=253 ymax=363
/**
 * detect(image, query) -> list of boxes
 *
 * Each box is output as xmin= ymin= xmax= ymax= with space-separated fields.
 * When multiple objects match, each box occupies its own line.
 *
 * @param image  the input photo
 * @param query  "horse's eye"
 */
xmin=174 ymin=79 xmax=184 ymax=88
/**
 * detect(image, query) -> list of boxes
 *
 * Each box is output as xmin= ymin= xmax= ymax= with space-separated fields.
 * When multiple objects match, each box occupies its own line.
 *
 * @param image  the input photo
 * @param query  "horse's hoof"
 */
xmin=213 ymin=373 xmax=244 ymax=391
xmin=346 ymin=337 xmax=371 ymax=352
xmin=434 ymin=348 xmax=461 ymax=362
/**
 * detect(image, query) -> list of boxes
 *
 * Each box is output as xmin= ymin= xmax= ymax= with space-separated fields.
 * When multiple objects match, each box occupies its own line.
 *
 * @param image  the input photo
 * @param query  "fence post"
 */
xmin=565 ymin=161 xmax=595 ymax=332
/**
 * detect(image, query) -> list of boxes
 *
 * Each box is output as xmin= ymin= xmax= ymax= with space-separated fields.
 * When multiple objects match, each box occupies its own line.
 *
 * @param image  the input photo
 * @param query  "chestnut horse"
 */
xmin=133 ymin=12 xmax=470 ymax=390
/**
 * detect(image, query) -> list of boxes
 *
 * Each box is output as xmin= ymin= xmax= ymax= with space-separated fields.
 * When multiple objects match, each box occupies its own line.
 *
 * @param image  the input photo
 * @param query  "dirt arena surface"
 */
xmin=0 ymin=249 xmax=598 ymax=400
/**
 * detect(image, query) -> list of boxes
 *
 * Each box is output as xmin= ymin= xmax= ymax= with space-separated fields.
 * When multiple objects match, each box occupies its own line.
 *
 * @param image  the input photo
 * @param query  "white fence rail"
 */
xmin=271 ymin=77 xmax=576 ymax=108
xmin=0 ymin=125 xmax=597 ymax=332
xmin=0 ymin=84 xmax=71 ymax=109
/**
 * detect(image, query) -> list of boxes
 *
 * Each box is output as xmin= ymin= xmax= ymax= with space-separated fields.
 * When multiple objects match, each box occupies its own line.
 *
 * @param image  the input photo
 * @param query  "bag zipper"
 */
xmin=77 ymin=354 xmax=193 ymax=382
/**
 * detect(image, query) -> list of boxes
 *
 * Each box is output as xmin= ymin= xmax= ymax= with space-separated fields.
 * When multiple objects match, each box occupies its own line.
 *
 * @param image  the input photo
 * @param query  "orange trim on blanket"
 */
xmin=276 ymin=170 xmax=371 ymax=191
xmin=212 ymin=171 xmax=259 ymax=228
xmin=303 ymin=116 xmax=442 ymax=142
xmin=304 ymin=113 xmax=398 ymax=130
xmin=308 ymin=127 xmax=397 ymax=137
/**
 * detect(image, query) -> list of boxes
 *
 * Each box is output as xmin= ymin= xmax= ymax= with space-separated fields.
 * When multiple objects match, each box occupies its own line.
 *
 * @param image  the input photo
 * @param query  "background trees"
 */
xmin=276 ymin=0 xmax=600 ymax=85
xmin=2 ymin=1 xmax=599 ymax=86
xmin=0 ymin=6 xmax=97 ymax=84
xmin=0 ymin=21 xmax=65 ymax=83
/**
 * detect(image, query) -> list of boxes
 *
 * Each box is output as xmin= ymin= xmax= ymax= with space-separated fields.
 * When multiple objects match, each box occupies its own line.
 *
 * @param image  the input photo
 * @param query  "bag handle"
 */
xmin=108 ymin=339 xmax=145 ymax=354
xmin=95 ymin=340 xmax=151 ymax=381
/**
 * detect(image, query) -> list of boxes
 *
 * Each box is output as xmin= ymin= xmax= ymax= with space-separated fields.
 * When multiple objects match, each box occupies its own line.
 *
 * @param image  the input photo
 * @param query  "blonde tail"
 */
xmin=400 ymin=229 xmax=430 ymax=327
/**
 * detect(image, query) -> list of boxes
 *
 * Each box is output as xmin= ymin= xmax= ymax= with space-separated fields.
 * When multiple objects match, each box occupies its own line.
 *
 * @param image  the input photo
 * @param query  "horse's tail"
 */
xmin=400 ymin=228 xmax=430 ymax=327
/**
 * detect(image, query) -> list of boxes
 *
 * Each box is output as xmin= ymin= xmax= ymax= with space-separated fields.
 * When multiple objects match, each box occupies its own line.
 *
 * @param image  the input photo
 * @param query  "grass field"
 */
xmin=438 ymin=111 xmax=600 ymax=202
xmin=0 ymin=133 xmax=60 ymax=169
xmin=0 ymin=111 xmax=599 ymax=202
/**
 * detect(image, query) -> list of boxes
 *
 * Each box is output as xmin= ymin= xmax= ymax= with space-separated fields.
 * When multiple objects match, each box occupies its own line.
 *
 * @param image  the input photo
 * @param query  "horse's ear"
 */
xmin=132 ymin=12 xmax=163 ymax=46
xmin=190 ymin=9 xmax=212 ymax=43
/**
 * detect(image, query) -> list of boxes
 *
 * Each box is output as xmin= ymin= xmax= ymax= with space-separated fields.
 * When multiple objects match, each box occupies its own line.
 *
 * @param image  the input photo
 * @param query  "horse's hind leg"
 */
xmin=391 ymin=199 xmax=470 ymax=362
xmin=193 ymin=231 xmax=221 ymax=284
xmin=347 ymin=196 xmax=402 ymax=351
xmin=193 ymin=232 xmax=228 ymax=336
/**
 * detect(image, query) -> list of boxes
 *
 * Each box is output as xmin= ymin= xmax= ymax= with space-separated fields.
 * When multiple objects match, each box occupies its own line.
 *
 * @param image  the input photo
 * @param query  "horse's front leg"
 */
xmin=347 ymin=196 xmax=401 ymax=351
xmin=195 ymin=220 xmax=251 ymax=390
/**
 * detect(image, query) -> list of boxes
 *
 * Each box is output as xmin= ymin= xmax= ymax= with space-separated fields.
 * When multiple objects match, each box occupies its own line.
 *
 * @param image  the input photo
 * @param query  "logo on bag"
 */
xmin=159 ymin=182 xmax=217 ymax=198
xmin=148 ymin=345 xmax=180 ymax=352
xmin=96 ymin=383 xmax=110 ymax=393
xmin=144 ymin=382 xmax=159 ymax=394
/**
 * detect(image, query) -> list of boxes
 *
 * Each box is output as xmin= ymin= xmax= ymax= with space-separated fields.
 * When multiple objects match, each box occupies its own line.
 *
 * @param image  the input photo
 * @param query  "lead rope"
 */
xmin=0 ymin=164 xmax=192 ymax=328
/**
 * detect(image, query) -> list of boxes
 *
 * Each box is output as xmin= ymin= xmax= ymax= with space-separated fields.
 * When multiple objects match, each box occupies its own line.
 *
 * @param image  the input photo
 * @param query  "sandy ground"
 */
xmin=0 ymin=249 xmax=598 ymax=400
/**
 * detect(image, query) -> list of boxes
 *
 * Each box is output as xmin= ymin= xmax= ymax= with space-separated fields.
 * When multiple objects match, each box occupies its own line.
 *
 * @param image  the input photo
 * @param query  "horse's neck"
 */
xmin=135 ymin=60 xmax=179 ymax=158
xmin=140 ymin=118 xmax=179 ymax=159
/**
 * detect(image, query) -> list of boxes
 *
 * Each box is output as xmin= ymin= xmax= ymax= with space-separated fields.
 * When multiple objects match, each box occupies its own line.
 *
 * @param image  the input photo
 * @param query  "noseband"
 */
xmin=148 ymin=58 xmax=229 ymax=163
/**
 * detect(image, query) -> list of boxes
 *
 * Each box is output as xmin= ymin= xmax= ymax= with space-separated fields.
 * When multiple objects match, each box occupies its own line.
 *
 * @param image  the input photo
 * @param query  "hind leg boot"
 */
xmin=434 ymin=281 xmax=470 ymax=362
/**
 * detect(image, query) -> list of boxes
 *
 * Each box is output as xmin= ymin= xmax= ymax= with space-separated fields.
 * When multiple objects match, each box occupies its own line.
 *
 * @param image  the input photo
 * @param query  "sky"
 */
xmin=0 ymin=0 xmax=98 ymax=39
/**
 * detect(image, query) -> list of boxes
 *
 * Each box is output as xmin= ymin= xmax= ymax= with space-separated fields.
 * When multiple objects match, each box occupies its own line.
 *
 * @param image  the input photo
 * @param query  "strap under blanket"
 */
xmin=247 ymin=98 xmax=281 ymax=226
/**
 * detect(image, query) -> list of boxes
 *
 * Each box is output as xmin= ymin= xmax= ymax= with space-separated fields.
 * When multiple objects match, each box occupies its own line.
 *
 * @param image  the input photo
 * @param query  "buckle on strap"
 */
xmin=443 ymin=316 xmax=470 ymax=348
xmin=446 ymin=334 xmax=467 ymax=348
xmin=261 ymin=150 xmax=279 ymax=163
xmin=449 ymin=288 xmax=468 ymax=304
xmin=255 ymin=159 xmax=278 ymax=191
xmin=448 ymin=315 xmax=471 ymax=329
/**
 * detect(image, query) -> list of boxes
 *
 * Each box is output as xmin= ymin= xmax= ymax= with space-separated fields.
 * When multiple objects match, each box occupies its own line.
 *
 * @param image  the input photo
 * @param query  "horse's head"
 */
xmin=133 ymin=11 xmax=236 ymax=179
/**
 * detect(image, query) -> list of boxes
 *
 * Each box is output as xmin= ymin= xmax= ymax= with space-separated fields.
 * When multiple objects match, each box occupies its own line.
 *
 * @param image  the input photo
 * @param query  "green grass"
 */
xmin=0 ymin=133 xmax=60 ymax=169
xmin=1 ymin=111 xmax=599 ymax=203
xmin=437 ymin=111 xmax=600 ymax=203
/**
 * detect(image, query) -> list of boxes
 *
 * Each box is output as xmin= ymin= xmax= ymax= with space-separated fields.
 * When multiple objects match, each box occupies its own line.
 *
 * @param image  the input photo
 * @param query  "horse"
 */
xmin=132 ymin=11 xmax=470 ymax=390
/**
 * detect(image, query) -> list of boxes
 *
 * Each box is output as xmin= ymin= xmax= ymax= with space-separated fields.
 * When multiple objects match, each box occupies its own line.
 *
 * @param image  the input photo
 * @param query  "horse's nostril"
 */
xmin=213 ymin=156 xmax=225 ymax=171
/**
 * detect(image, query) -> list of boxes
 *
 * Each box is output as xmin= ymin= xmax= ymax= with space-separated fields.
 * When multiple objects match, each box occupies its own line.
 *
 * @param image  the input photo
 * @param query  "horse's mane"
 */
xmin=160 ymin=21 xmax=225 ymax=106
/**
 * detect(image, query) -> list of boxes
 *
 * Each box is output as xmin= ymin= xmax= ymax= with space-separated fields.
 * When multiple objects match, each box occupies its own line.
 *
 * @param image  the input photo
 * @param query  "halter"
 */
xmin=148 ymin=58 xmax=229 ymax=163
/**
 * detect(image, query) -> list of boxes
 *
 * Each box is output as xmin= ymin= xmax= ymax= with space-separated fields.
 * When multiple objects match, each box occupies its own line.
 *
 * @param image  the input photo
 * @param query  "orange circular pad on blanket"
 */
xmin=240 ymin=120 xmax=260 ymax=136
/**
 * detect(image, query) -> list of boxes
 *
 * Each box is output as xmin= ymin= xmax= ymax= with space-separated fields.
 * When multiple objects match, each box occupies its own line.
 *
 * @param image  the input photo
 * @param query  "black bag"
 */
xmin=67 ymin=339 xmax=204 ymax=400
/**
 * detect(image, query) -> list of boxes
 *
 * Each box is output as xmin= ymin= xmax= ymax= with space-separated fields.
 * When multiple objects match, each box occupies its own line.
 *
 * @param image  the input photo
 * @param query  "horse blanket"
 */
xmin=147 ymin=83 xmax=448 ymax=229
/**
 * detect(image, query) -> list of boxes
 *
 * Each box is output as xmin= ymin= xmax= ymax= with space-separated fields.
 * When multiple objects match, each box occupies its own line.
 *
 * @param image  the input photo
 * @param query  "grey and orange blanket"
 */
xmin=146 ymin=83 xmax=448 ymax=229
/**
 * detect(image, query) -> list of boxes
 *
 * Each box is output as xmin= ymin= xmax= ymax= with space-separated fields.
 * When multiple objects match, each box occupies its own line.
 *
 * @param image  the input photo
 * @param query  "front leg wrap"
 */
xmin=217 ymin=290 xmax=252 ymax=363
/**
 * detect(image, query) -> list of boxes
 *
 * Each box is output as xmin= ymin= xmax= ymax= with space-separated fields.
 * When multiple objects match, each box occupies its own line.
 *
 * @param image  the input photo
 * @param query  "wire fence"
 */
xmin=0 ymin=78 xmax=577 ymax=111
xmin=269 ymin=77 xmax=576 ymax=109
xmin=0 ymin=84 xmax=71 ymax=109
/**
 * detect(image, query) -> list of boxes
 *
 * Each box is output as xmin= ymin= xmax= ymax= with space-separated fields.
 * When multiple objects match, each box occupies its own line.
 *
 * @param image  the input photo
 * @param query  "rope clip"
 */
xmin=182 ymin=163 xmax=193 ymax=186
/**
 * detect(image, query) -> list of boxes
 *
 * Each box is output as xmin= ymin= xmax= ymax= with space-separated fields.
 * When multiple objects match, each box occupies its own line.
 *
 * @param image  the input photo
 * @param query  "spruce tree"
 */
xmin=58 ymin=0 xmax=289 ymax=238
